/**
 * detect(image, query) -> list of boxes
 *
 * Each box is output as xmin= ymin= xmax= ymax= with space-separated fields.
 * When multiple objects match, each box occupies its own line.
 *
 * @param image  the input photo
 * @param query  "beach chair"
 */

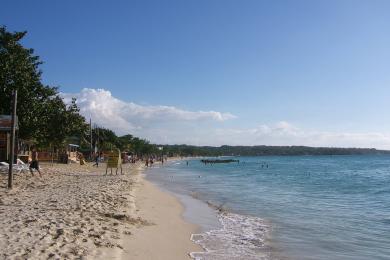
xmin=16 ymin=159 xmax=30 ymax=173
xmin=0 ymin=162 xmax=8 ymax=174
xmin=0 ymin=161 xmax=29 ymax=174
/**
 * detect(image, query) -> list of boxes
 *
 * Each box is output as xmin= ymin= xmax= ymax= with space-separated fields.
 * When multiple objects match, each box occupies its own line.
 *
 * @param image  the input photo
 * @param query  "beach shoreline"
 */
xmin=121 ymin=168 xmax=202 ymax=259
xmin=0 ymin=161 xmax=202 ymax=259
xmin=144 ymin=158 xmax=275 ymax=260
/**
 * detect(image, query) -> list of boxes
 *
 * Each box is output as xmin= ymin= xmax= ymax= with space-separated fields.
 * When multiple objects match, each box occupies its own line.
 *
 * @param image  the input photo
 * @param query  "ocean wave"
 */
xmin=190 ymin=212 xmax=271 ymax=260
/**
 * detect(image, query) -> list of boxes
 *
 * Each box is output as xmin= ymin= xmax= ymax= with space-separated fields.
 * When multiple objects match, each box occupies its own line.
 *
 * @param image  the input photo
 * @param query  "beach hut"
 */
xmin=0 ymin=115 xmax=19 ymax=163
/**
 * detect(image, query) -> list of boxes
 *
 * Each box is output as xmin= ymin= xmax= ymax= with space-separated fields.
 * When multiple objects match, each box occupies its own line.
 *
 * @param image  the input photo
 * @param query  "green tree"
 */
xmin=38 ymin=97 xmax=87 ymax=148
xmin=88 ymin=127 xmax=118 ymax=151
xmin=0 ymin=26 xmax=85 ymax=145
xmin=117 ymin=134 xmax=134 ymax=151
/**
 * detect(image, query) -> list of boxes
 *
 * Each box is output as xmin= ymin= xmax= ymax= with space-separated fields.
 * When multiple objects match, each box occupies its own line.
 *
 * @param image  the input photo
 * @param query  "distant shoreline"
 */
xmin=161 ymin=144 xmax=390 ymax=157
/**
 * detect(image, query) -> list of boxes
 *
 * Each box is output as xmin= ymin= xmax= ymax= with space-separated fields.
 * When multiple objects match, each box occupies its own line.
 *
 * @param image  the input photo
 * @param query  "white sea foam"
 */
xmin=190 ymin=212 xmax=271 ymax=260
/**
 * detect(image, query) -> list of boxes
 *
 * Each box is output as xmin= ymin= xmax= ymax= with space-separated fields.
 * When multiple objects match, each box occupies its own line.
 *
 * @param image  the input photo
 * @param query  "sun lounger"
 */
xmin=0 ymin=161 xmax=29 ymax=174
xmin=16 ymin=159 xmax=30 ymax=173
xmin=0 ymin=162 xmax=8 ymax=173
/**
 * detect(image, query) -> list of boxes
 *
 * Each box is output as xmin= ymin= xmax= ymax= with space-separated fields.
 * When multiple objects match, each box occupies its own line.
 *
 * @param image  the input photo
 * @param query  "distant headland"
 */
xmin=160 ymin=145 xmax=390 ymax=157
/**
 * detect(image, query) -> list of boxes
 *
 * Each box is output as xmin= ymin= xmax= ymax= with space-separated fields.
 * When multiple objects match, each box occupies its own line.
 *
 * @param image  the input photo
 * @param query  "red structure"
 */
xmin=0 ymin=115 xmax=18 ymax=162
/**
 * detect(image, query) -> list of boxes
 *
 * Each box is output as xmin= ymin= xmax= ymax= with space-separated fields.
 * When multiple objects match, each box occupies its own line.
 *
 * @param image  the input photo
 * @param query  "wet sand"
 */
xmin=121 ymin=174 xmax=201 ymax=260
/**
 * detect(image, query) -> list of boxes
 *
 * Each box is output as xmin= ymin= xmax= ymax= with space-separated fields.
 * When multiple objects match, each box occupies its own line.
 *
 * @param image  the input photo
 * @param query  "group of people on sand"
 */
xmin=145 ymin=156 xmax=166 ymax=167
xmin=76 ymin=151 xmax=102 ymax=167
xmin=23 ymin=148 xmax=168 ymax=176
xmin=27 ymin=148 xmax=91 ymax=177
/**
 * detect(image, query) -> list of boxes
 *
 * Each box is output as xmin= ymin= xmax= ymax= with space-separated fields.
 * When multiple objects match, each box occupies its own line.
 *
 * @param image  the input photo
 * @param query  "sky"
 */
xmin=2 ymin=0 xmax=390 ymax=148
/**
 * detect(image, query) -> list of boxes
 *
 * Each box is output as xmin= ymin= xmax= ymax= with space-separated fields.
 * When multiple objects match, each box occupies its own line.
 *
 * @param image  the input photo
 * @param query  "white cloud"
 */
xmin=61 ymin=88 xmax=390 ymax=149
xmin=60 ymin=88 xmax=236 ymax=134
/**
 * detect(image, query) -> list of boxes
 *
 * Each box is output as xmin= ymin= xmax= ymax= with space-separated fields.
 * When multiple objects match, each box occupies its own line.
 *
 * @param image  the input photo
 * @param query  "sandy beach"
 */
xmin=122 ymin=172 xmax=201 ymax=260
xmin=0 ymin=162 xmax=201 ymax=259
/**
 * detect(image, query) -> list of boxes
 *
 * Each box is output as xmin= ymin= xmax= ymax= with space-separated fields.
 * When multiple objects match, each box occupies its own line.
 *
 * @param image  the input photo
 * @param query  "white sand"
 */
xmin=0 ymin=161 xmax=201 ymax=259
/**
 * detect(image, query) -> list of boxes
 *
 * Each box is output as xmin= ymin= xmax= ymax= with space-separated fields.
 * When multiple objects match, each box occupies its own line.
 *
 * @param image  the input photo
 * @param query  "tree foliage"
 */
xmin=39 ymin=97 xmax=86 ymax=147
xmin=82 ymin=127 xmax=158 ymax=156
xmin=0 ymin=26 xmax=86 ymax=147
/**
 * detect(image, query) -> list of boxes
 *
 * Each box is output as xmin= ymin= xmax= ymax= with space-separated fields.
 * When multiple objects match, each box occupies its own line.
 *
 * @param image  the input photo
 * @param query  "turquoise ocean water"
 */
xmin=146 ymin=156 xmax=390 ymax=260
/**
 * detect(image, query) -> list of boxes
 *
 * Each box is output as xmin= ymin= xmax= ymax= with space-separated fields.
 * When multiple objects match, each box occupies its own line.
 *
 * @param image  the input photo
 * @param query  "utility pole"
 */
xmin=8 ymin=90 xmax=17 ymax=189
xmin=97 ymin=125 xmax=99 ymax=154
xmin=90 ymin=118 xmax=92 ymax=160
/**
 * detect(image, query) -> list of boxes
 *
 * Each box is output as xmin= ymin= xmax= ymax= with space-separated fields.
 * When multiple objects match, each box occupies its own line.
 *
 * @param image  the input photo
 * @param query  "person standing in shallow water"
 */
xmin=29 ymin=147 xmax=42 ymax=177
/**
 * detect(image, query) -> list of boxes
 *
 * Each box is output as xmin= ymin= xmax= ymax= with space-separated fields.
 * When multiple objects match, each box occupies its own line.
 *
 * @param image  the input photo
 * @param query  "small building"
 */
xmin=0 ymin=115 xmax=18 ymax=162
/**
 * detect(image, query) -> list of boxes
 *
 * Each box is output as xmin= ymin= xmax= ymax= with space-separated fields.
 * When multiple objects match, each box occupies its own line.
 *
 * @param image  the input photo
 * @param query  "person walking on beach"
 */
xmin=93 ymin=152 xmax=99 ymax=167
xmin=29 ymin=147 xmax=42 ymax=177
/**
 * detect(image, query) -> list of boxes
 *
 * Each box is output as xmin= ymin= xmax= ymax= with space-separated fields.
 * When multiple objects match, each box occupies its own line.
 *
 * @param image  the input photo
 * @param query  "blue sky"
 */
xmin=2 ymin=0 xmax=390 ymax=147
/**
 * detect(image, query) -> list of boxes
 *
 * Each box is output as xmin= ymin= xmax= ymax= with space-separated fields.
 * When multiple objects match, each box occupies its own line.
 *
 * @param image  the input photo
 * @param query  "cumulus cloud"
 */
xmin=60 ymin=88 xmax=236 ymax=134
xmin=61 ymin=88 xmax=390 ymax=149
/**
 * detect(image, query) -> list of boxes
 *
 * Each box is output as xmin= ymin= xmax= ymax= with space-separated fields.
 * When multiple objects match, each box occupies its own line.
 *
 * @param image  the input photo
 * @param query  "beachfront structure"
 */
xmin=67 ymin=144 xmax=79 ymax=162
xmin=0 ymin=115 xmax=18 ymax=163
xmin=42 ymin=144 xmax=80 ymax=163
xmin=17 ymin=139 xmax=33 ymax=163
